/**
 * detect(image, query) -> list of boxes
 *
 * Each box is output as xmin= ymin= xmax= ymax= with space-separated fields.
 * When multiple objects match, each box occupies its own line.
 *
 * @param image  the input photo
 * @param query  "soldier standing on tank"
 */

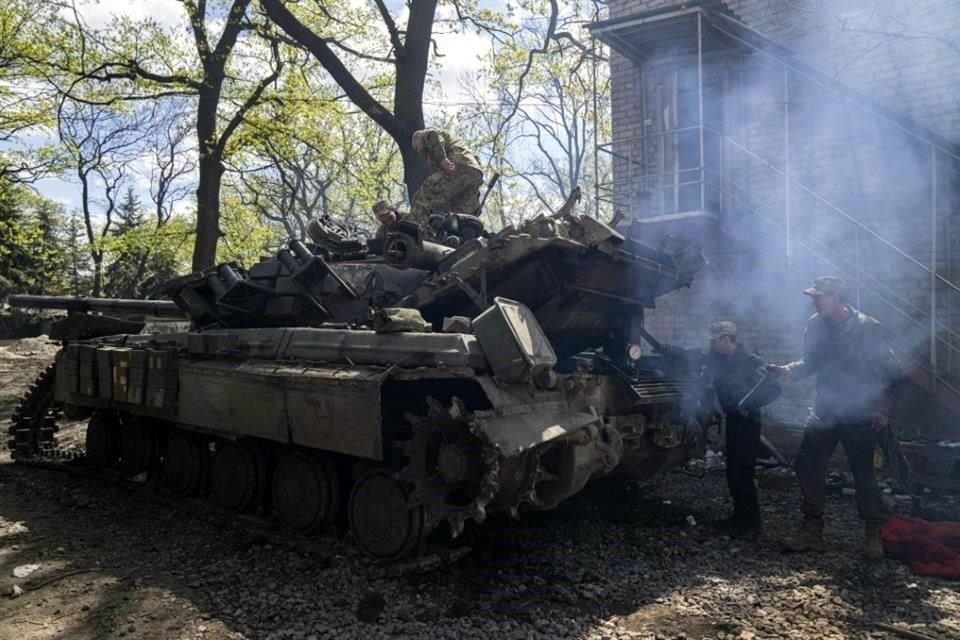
xmin=410 ymin=128 xmax=484 ymax=226
xmin=703 ymin=321 xmax=781 ymax=538
xmin=766 ymin=277 xmax=901 ymax=559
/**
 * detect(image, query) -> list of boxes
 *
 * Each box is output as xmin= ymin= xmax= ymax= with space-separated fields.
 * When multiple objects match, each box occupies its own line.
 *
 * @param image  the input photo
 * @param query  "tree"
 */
xmin=460 ymin=0 xmax=610 ymax=222
xmin=64 ymin=211 xmax=92 ymax=296
xmin=260 ymin=0 xmax=560 ymax=201
xmin=0 ymin=177 xmax=69 ymax=299
xmin=57 ymin=102 xmax=150 ymax=296
xmin=63 ymin=0 xmax=286 ymax=270
xmin=229 ymin=67 xmax=403 ymax=240
xmin=0 ymin=0 xmax=66 ymax=182
xmin=103 ymin=187 xmax=193 ymax=298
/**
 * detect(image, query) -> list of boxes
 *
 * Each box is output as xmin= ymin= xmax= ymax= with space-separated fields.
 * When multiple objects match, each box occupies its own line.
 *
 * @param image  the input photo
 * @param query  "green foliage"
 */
xmin=102 ymin=187 xmax=193 ymax=298
xmin=0 ymin=0 xmax=69 ymax=181
xmin=218 ymin=194 xmax=286 ymax=268
xmin=0 ymin=178 xmax=70 ymax=298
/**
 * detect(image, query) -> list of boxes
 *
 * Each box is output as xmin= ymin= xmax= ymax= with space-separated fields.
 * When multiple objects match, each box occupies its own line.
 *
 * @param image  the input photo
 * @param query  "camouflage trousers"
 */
xmin=410 ymin=166 xmax=484 ymax=232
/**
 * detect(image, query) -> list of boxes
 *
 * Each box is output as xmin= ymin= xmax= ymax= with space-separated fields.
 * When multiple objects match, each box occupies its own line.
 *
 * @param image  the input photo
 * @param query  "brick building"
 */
xmin=591 ymin=0 xmax=960 ymax=432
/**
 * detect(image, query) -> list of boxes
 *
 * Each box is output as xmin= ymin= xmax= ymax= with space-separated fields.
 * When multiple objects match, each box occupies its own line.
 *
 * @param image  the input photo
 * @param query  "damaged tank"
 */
xmin=8 ymin=198 xmax=709 ymax=562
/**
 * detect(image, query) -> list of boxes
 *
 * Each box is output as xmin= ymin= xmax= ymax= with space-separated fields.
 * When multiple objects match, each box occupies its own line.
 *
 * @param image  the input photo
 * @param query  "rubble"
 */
xmin=11 ymin=564 xmax=39 ymax=578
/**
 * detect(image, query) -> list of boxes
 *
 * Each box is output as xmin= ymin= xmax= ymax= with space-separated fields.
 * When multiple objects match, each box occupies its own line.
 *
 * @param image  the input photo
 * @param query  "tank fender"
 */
xmin=473 ymin=377 xmax=600 ymax=456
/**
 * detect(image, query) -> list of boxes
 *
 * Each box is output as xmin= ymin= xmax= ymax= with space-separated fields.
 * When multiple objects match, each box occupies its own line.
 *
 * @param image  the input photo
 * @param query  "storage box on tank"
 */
xmin=472 ymin=297 xmax=557 ymax=383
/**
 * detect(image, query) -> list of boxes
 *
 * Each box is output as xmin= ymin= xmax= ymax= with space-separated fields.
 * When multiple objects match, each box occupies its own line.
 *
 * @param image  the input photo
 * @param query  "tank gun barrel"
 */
xmin=8 ymin=295 xmax=187 ymax=320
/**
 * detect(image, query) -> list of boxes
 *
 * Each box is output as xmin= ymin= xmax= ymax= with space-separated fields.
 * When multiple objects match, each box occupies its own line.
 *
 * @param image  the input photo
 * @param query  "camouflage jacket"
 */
xmin=792 ymin=306 xmax=902 ymax=421
xmin=416 ymin=129 xmax=482 ymax=173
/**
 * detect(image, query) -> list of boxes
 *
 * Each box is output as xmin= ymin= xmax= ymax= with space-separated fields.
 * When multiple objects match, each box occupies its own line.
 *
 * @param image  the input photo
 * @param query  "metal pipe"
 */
xmin=931 ymin=146 xmax=938 ymax=393
xmin=697 ymin=11 xmax=705 ymax=213
xmin=591 ymin=16 xmax=601 ymax=221
xmin=783 ymin=65 xmax=791 ymax=268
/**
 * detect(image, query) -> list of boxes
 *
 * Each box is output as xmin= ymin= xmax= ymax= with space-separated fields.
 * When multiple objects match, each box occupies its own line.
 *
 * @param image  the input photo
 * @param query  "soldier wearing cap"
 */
xmin=372 ymin=200 xmax=403 ymax=239
xmin=766 ymin=276 xmax=901 ymax=559
xmin=702 ymin=320 xmax=781 ymax=537
xmin=410 ymin=128 xmax=484 ymax=226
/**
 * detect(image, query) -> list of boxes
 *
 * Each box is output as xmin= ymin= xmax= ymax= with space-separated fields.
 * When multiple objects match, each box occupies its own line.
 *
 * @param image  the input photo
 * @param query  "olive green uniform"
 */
xmin=411 ymin=129 xmax=484 ymax=225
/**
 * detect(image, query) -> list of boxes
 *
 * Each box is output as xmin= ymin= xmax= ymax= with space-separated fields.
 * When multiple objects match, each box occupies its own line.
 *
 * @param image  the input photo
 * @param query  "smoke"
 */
xmin=613 ymin=0 xmax=960 ymax=425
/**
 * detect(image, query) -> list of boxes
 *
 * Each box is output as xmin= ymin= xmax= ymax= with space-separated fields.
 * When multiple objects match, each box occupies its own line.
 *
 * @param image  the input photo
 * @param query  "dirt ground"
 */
xmin=0 ymin=339 xmax=957 ymax=640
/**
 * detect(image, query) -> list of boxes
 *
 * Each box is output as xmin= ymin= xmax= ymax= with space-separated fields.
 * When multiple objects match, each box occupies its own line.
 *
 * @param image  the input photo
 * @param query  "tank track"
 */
xmin=6 ymin=365 xmax=70 ymax=460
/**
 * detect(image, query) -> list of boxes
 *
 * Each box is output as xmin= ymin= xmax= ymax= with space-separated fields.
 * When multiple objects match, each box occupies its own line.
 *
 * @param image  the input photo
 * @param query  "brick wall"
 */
xmin=605 ymin=0 xmax=960 ymax=425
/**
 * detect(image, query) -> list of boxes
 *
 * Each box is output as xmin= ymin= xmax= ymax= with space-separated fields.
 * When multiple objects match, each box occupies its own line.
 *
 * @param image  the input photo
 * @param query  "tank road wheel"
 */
xmin=349 ymin=469 xmax=426 ymax=561
xmin=396 ymin=396 xmax=500 ymax=537
xmin=85 ymin=412 xmax=120 ymax=468
xmin=119 ymin=417 xmax=156 ymax=477
xmin=210 ymin=440 xmax=260 ymax=513
xmin=272 ymin=450 xmax=339 ymax=534
xmin=162 ymin=430 xmax=206 ymax=497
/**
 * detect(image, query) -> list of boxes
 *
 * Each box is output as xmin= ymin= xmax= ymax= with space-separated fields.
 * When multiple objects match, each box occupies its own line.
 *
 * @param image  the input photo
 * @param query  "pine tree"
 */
xmin=104 ymin=187 xmax=148 ymax=298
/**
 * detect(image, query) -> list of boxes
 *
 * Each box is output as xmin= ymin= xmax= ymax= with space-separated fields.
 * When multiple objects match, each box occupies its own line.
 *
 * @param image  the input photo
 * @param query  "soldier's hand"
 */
xmin=871 ymin=413 xmax=890 ymax=430
xmin=764 ymin=364 xmax=790 ymax=380
xmin=441 ymin=158 xmax=456 ymax=174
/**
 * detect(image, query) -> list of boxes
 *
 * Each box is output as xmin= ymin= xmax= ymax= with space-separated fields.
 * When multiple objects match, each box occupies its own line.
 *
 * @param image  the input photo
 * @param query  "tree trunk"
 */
xmin=192 ymin=152 xmax=223 ymax=272
xmin=393 ymin=0 xmax=435 ymax=198
xmin=192 ymin=71 xmax=225 ymax=272
xmin=400 ymin=144 xmax=430 ymax=202
xmin=91 ymin=251 xmax=103 ymax=298
xmin=261 ymin=0 xmax=434 ymax=200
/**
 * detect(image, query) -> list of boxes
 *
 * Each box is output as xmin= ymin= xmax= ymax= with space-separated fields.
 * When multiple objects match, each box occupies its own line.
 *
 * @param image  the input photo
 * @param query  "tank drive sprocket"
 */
xmin=395 ymin=396 xmax=500 ymax=538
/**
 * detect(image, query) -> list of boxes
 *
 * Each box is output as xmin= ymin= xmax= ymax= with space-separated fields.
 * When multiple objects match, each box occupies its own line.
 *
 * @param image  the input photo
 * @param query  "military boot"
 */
xmin=780 ymin=517 xmax=826 ymax=552
xmin=864 ymin=523 xmax=884 ymax=560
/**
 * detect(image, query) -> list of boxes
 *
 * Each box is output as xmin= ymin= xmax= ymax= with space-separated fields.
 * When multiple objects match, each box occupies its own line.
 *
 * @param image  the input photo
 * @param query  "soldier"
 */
xmin=371 ymin=200 xmax=402 ymax=239
xmin=410 ymin=128 xmax=484 ymax=226
xmin=703 ymin=321 xmax=781 ymax=538
xmin=766 ymin=277 xmax=901 ymax=559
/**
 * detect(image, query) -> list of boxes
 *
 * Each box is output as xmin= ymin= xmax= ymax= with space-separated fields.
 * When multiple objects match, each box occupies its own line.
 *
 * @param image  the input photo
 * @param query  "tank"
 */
xmin=7 ymin=203 xmax=711 ymax=562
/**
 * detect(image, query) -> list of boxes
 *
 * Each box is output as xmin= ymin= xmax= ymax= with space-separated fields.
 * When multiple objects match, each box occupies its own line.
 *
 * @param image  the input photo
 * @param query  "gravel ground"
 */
xmin=0 ymin=339 xmax=957 ymax=640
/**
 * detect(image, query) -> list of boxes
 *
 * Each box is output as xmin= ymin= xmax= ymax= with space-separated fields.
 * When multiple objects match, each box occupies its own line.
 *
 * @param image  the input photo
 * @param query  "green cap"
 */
xmin=803 ymin=276 xmax=846 ymax=297
xmin=709 ymin=321 xmax=737 ymax=338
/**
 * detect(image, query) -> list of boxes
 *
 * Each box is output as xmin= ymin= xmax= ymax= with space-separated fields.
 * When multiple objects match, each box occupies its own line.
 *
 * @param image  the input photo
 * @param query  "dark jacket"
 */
xmin=704 ymin=345 xmax=781 ymax=418
xmin=792 ymin=306 xmax=901 ymax=421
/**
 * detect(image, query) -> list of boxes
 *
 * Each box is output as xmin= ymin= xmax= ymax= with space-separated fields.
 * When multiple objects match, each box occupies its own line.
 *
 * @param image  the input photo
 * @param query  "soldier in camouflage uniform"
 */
xmin=766 ymin=277 xmax=901 ymax=559
xmin=410 ymin=128 xmax=484 ymax=227
xmin=371 ymin=200 xmax=403 ymax=239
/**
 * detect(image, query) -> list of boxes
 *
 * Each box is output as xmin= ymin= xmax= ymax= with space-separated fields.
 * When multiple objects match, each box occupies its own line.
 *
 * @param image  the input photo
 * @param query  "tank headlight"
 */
xmin=626 ymin=343 xmax=643 ymax=361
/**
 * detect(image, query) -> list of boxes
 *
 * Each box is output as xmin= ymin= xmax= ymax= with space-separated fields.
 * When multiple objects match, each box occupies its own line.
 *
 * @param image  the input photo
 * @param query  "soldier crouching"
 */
xmin=410 ymin=128 xmax=484 ymax=225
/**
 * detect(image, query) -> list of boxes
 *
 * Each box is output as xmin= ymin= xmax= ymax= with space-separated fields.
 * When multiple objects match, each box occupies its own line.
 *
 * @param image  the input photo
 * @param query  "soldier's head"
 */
xmin=708 ymin=321 xmax=737 ymax=355
xmin=803 ymin=276 xmax=846 ymax=318
xmin=411 ymin=129 xmax=428 ymax=154
xmin=372 ymin=200 xmax=398 ymax=227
